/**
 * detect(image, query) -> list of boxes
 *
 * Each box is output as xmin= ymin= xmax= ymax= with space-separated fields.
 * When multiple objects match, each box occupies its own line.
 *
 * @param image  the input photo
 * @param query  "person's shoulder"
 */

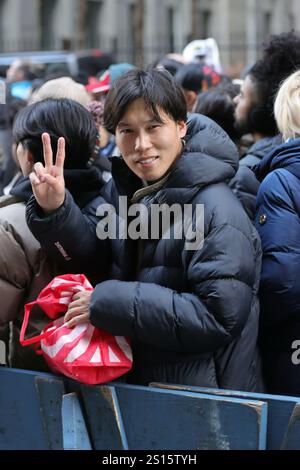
xmin=0 ymin=198 xmax=40 ymax=258
xmin=0 ymin=193 xmax=22 ymax=209
xmin=239 ymin=153 xmax=261 ymax=167
xmin=0 ymin=198 xmax=26 ymax=227
xmin=257 ymin=168 xmax=300 ymax=212
xmin=260 ymin=167 xmax=296 ymax=190
xmin=193 ymin=181 xmax=248 ymax=216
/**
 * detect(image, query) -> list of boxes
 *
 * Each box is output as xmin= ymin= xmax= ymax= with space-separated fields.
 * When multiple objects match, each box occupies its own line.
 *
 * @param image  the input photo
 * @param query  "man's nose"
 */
xmin=135 ymin=131 xmax=151 ymax=151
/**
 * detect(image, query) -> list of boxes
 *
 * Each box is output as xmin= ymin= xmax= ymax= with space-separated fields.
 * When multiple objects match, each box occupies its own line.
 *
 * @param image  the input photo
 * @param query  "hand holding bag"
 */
xmin=20 ymin=274 xmax=133 ymax=384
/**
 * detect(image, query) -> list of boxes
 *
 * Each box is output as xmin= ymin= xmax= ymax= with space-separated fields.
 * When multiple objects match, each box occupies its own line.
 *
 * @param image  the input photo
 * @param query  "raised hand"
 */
xmin=29 ymin=132 xmax=66 ymax=213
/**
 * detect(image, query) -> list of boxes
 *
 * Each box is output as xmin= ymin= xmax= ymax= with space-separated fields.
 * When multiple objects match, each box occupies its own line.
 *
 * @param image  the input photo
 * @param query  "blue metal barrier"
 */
xmin=150 ymin=383 xmax=300 ymax=450
xmin=0 ymin=367 xmax=65 ymax=450
xmin=68 ymin=382 xmax=267 ymax=450
xmin=1 ymin=367 xmax=300 ymax=450
xmin=62 ymin=393 xmax=92 ymax=450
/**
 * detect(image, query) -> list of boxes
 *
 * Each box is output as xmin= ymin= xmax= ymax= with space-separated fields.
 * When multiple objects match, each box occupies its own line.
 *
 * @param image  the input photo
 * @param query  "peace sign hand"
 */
xmin=29 ymin=133 xmax=66 ymax=213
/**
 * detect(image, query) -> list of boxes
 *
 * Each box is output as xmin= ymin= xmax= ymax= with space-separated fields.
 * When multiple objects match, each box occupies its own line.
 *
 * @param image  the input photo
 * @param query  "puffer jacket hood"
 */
xmin=228 ymin=134 xmax=282 ymax=220
xmin=255 ymin=137 xmax=300 ymax=182
xmin=244 ymin=134 xmax=282 ymax=164
xmin=164 ymin=114 xmax=238 ymax=195
xmin=181 ymin=113 xmax=239 ymax=183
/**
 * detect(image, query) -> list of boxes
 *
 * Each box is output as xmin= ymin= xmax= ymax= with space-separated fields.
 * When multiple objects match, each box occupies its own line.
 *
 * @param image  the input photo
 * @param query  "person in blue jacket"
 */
xmin=26 ymin=68 xmax=263 ymax=390
xmin=255 ymin=69 xmax=300 ymax=396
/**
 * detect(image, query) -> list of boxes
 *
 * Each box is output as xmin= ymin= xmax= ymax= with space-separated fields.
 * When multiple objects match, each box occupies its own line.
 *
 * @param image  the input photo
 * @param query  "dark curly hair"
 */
xmin=248 ymin=31 xmax=300 ymax=135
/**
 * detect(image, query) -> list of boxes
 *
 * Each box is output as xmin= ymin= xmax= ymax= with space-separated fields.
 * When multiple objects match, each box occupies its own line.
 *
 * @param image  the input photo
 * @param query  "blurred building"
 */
xmin=0 ymin=0 xmax=299 ymax=72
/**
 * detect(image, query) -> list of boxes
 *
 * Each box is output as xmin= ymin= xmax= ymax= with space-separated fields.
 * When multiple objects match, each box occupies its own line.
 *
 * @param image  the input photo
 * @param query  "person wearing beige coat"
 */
xmin=0 ymin=98 xmax=104 ymax=370
xmin=0 ymin=197 xmax=58 ymax=369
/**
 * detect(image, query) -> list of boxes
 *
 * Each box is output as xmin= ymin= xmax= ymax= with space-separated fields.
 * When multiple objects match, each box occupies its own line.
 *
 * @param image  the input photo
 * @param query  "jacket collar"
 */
xmin=255 ymin=137 xmax=300 ymax=182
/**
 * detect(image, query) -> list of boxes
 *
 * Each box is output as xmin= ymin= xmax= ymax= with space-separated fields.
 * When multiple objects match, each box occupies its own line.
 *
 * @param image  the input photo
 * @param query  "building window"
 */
xmin=289 ymin=13 xmax=295 ymax=31
xmin=200 ymin=10 xmax=212 ymax=39
xmin=86 ymin=0 xmax=102 ymax=48
xmin=128 ymin=2 xmax=144 ymax=65
xmin=39 ymin=0 xmax=58 ymax=50
xmin=128 ymin=4 xmax=135 ymax=62
xmin=167 ymin=7 xmax=175 ymax=52
xmin=263 ymin=12 xmax=272 ymax=41
xmin=0 ymin=0 xmax=4 ymax=52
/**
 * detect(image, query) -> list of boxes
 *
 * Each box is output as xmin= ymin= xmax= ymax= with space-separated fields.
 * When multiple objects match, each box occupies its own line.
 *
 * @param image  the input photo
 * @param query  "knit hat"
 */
xmin=30 ymin=76 xmax=91 ymax=106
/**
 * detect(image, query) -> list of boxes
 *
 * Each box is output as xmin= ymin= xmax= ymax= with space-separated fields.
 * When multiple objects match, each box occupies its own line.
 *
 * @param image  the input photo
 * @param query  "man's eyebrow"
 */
xmin=117 ymin=121 xmax=130 ymax=127
xmin=117 ymin=118 xmax=160 ymax=128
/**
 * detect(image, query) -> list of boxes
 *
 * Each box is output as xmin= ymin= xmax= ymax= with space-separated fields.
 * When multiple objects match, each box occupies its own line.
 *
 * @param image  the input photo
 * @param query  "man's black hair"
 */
xmin=13 ymin=98 xmax=98 ymax=169
xmin=247 ymin=31 xmax=300 ymax=136
xmin=103 ymin=68 xmax=187 ymax=135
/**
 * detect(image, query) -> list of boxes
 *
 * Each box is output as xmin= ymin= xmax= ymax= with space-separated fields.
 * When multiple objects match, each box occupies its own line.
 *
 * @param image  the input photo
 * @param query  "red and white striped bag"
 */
xmin=20 ymin=274 xmax=133 ymax=384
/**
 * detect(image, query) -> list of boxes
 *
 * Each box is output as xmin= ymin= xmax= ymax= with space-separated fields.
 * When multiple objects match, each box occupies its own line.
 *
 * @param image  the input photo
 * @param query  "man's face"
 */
xmin=233 ymin=75 xmax=257 ymax=133
xmin=115 ymin=98 xmax=187 ymax=182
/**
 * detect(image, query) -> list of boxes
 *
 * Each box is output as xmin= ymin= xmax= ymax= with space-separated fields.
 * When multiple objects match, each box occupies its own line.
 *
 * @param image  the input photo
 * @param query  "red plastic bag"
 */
xmin=20 ymin=274 xmax=133 ymax=384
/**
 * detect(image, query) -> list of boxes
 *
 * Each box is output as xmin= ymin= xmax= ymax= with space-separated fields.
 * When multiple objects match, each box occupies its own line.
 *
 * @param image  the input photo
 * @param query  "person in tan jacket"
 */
xmin=0 ymin=98 xmax=105 ymax=370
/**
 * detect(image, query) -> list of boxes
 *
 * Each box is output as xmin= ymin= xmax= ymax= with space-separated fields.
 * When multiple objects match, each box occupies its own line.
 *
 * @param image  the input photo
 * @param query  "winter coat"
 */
xmin=255 ymin=137 xmax=300 ymax=395
xmin=26 ymin=114 xmax=263 ymax=391
xmin=0 ymin=167 xmax=104 ymax=370
xmin=229 ymin=135 xmax=282 ymax=220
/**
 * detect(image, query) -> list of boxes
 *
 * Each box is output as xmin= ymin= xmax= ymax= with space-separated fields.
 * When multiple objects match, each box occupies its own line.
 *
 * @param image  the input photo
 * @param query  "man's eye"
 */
xmin=121 ymin=129 xmax=133 ymax=134
xmin=149 ymin=125 xmax=159 ymax=130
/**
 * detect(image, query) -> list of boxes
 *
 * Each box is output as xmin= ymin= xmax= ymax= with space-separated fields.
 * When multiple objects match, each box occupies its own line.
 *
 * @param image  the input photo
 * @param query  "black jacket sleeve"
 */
xmin=89 ymin=221 xmax=259 ymax=354
xmin=229 ymin=166 xmax=260 ymax=220
xmin=26 ymin=190 xmax=111 ymax=278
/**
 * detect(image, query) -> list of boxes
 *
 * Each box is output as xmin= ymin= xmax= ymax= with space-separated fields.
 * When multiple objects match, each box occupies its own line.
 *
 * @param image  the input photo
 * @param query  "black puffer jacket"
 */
xmin=229 ymin=135 xmax=283 ymax=220
xmin=26 ymin=114 xmax=263 ymax=391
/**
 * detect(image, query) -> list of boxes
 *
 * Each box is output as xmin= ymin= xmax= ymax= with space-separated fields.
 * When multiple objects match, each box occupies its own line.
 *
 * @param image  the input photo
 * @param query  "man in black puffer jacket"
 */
xmin=26 ymin=69 xmax=263 ymax=391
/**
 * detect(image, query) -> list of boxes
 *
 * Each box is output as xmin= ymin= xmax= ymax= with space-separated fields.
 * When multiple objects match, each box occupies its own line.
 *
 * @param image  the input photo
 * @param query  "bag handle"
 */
xmin=20 ymin=302 xmax=57 ymax=346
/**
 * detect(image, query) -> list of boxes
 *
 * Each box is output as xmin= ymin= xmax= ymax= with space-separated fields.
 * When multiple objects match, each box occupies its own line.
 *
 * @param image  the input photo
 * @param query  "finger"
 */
xmin=71 ymin=291 xmax=90 ymax=301
xmin=67 ymin=299 xmax=84 ymax=311
xmin=42 ymin=132 xmax=53 ymax=168
xmin=42 ymin=173 xmax=63 ymax=188
xmin=65 ymin=313 xmax=90 ymax=329
xmin=55 ymin=137 xmax=65 ymax=172
xmin=33 ymin=162 xmax=47 ymax=182
xmin=64 ymin=306 xmax=83 ymax=323
xmin=29 ymin=171 xmax=42 ymax=186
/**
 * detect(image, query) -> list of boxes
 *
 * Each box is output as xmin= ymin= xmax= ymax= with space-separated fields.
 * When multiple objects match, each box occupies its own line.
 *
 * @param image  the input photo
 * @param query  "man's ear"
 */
xmin=178 ymin=120 xmax=187 ymax=138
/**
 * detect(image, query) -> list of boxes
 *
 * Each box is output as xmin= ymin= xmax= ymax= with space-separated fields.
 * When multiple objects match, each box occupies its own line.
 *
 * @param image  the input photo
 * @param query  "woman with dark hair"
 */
xmin=194 ymin=84 xmax=240 ymax=142
xmin=0 ymin=98 xmax=105 ymax=370
xmin=27 ymin=69 xmax=263 ymax=390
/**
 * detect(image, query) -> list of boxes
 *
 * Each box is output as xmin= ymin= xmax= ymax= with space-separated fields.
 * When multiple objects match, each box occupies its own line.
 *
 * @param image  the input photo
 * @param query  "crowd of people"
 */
xmin=1 ymin=31 xmax=300 ymax=397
